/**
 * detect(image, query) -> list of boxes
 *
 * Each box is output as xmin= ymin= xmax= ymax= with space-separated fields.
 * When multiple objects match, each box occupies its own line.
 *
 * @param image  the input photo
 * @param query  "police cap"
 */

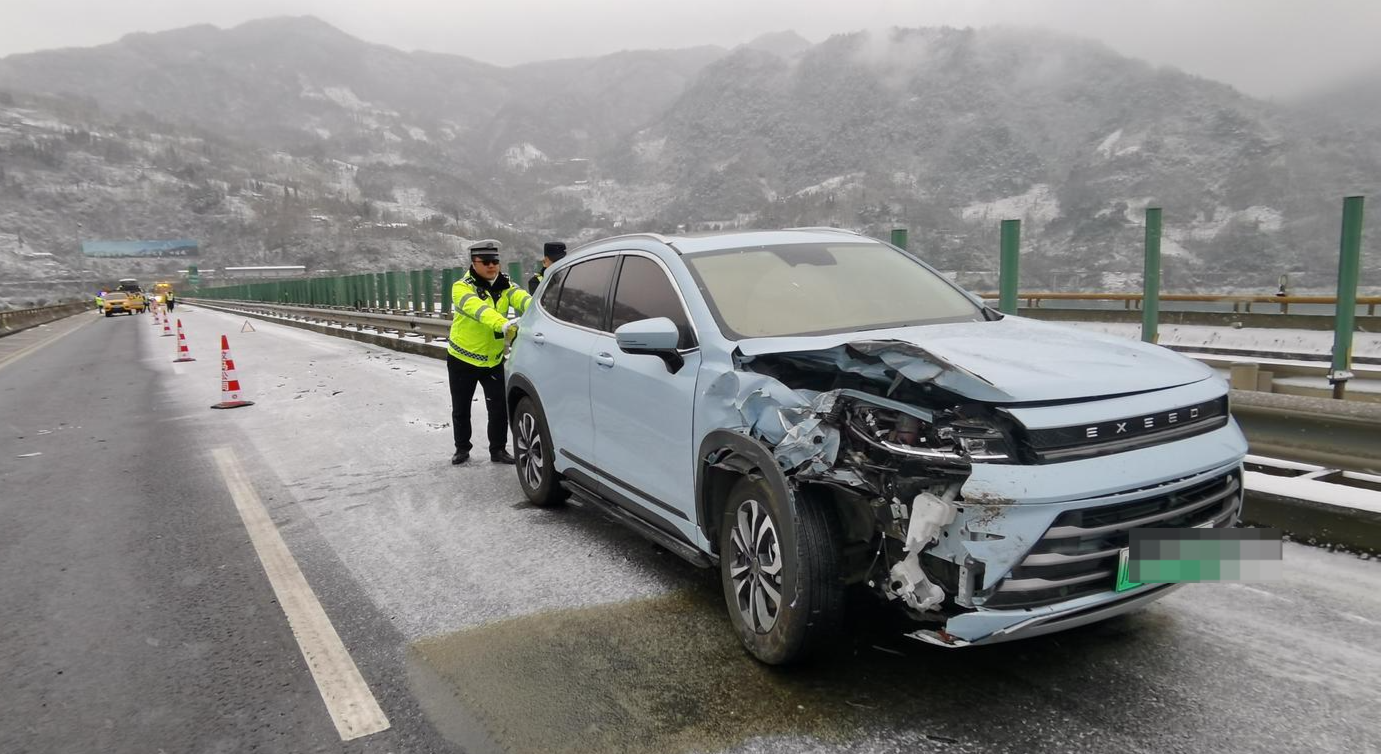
xmin=468 ymin=239 xmax=502 ymax=260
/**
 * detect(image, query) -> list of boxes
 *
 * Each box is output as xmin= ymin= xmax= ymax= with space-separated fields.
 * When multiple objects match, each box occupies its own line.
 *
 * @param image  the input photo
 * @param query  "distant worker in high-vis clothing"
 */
xmin=447 ymin=239 xmax=532 ymax=466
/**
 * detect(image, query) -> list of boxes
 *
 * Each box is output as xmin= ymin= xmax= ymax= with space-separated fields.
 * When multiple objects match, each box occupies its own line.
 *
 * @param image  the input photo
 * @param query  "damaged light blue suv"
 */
xmin=504 ymin=229 xmax=1247 ymax=665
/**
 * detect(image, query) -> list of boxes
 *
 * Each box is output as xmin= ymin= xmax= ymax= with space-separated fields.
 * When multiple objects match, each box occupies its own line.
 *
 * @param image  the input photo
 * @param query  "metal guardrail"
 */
xmin=0 ymin=300 xmax=91 ymax=337
xmin=1230 ymin=390 xmax=1381 ymax=474
xmin=194 ymin=299 xmax=1381 ymax=475
xmin=978 ymin=291 xmax=1381 ymax=315
xmin=193 ymin=299 xmax=453 ymax=342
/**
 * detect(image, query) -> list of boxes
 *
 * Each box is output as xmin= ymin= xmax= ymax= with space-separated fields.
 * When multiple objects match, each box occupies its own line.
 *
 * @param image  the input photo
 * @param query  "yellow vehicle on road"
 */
xmin=102 ymin=291 xmax=146 ymax=316
xmin=152 ymin=281 xmax=173 ymax=306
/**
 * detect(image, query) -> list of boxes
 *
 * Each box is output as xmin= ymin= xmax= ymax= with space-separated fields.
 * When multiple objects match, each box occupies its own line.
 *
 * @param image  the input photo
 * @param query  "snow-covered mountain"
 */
xmin=1 ymin=17 xmax=1378 ymax=304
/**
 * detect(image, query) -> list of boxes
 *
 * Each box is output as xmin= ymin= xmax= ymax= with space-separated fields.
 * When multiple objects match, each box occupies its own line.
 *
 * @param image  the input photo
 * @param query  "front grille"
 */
xmin=984 ymin=470 xmax=1241 ymax=609
xmin=1018 ymin=396 xmax=1229 ymax=463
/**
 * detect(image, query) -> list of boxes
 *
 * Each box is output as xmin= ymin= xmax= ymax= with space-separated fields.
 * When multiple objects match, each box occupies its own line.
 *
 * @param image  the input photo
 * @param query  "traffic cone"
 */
xmin=161 ymin=313 xmax=174 ymax=337
xmin=211 ymin=335 xmax=254 ymax=409
xmin=173 ymin=320 xmax=196 ymax=362
xmin=152 ymin=305 xmax=161 ymax=325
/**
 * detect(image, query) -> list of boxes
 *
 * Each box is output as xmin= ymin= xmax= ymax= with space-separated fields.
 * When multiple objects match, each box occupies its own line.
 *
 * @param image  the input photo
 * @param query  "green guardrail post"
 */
xmin=1142 ymin=207 xmax=1163 ymax=344
xmin=423 ymin=269 xmax=435 ymax=314
xmin=373 ymin=273 xmax=384 ymax=308
xmin=441 ymin=268 xmax=455 ymax=314
xmin=508 ymin=261 xmax=523 ymax=289
xmin=890 ymin=228 xmax=908 ymax=250
xmin=1331 ymin=196 xmax=1365 ymax=399
xmin=998 ymin=219 xmax=1021 ymax=315
xmin=385 ymin=272 xmax=397 ymax=310
xmin=409 ymin=270 xmax=422 ymax=312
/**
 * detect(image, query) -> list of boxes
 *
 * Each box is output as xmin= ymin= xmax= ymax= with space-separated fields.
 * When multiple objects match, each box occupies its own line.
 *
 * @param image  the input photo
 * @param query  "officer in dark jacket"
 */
xmin=527 ymin=242 xmax=567 ymax=294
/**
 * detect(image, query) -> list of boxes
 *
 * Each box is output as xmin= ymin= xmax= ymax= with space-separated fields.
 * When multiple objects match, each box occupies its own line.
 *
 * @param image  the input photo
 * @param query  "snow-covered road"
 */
xmin=129 ymin=305 xmax=1381 ymax=754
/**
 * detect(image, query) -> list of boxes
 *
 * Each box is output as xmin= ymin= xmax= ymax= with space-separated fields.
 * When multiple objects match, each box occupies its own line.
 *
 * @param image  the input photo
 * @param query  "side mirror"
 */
xmin=615 ymin=317 xmax=684 ymax=373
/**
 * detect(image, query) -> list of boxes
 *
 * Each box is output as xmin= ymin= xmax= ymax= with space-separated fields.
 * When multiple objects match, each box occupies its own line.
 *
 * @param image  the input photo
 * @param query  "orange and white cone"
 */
xmin=173 ymin=319 xmax=196 ymax=362
xmin=161 ymin=312 xmax=174 ymax=336
xmin=211 ymin=335 xmax=254 ymax=409
xmin=152 ymin=305 xmax=162 ymax=325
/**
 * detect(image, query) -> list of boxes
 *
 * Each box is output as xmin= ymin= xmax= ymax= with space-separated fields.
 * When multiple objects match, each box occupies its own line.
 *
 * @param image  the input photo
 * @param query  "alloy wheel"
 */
xmin=515 ymin=412 xmax=544 ymax=491
xmin=729 ymin=498 xmax=783 ymax=634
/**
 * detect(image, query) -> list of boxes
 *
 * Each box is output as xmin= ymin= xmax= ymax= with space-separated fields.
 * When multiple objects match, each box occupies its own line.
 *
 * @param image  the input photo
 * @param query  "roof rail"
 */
xmin=783 ymin=226 xmax=864 ymax=236
xmin=569 ymin=232 xmax=674 ymax=254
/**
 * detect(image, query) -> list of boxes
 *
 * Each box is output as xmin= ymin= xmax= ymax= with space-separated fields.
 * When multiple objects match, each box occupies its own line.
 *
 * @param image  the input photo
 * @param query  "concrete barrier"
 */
xmin=0 ymin=301 xmax=90 ymax=338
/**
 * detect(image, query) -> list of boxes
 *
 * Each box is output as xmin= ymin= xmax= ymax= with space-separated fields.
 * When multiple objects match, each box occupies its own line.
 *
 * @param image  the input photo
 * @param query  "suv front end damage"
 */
xmin=705 ymin=338 xmax=1248 ymax=647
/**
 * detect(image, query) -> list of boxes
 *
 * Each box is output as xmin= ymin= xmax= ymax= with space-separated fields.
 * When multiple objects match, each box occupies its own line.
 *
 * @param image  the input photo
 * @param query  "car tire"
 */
xmin=511 ymin=396 xmax=567 ymax=508
xmin=104 ymin=311 xmax=112 ymax=317
xmin=718 ymin=475 xmax=845 ymax=665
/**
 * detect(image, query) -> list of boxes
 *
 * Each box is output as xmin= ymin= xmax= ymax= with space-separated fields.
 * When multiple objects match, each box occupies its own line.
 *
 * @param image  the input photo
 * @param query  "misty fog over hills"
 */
xmin=0 ymin=16 xmax=1377 ymax=304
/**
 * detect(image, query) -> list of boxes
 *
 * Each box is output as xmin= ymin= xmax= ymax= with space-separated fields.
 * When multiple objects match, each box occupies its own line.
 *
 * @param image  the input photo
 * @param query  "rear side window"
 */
xmin=538 ymin=267 xmax=567 ymax=315
xmin=553 ymin=257 xmax=616 ymax=331
xmin=611 ymin=256 xmax=695 ymax=349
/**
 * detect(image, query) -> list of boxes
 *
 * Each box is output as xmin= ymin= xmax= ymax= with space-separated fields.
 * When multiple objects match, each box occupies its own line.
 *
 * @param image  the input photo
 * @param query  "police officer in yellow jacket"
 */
xmin=448 ymin=239 xmax=532 ymax=465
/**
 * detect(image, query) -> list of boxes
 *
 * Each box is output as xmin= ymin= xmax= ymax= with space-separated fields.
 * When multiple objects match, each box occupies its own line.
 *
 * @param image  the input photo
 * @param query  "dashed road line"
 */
xmin=211 ymin=446 xmax=391 ymax=741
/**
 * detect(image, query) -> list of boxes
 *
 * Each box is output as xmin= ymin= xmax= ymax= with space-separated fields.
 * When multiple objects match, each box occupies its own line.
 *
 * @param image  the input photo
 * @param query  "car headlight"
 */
xmin=847 ymin=405 xmax=1015 ymax=465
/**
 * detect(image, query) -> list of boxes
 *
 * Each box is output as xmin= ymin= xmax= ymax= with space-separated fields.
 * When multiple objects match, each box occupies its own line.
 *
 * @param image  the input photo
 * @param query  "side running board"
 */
xmin=560 ymin=480 xmax=714 ymax=569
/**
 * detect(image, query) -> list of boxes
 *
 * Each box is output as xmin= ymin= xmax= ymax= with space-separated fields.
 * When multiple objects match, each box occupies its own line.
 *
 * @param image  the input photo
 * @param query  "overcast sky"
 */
xmin=2 ymin=0 xmax=1377 ymax=99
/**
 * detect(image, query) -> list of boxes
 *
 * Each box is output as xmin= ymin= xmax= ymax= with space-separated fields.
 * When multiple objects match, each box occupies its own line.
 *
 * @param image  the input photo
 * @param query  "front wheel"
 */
xmin=511 ymin=396 xmax=567 ymax=507
xmin=718 ymin=476 xmax=845 ymax=665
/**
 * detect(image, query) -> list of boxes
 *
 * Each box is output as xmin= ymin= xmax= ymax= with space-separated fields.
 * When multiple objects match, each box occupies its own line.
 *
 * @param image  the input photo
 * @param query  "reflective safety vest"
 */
xmin=527 ymin=272 xmax=543 ymax=295
xmin=447 ymin=272 xmax=532 ymax=366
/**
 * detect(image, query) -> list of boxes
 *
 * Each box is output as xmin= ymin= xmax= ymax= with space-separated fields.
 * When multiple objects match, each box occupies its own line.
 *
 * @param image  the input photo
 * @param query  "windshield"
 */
xmin=684 ymin=242 xmax=984 ymax=339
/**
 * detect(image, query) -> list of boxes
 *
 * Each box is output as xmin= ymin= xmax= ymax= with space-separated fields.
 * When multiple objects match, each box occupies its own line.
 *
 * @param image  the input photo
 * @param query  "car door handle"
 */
xmin=532 ymin=332 xmax=546 ymax=345
xmin=595 ymin=352 xmax=615 ymax=368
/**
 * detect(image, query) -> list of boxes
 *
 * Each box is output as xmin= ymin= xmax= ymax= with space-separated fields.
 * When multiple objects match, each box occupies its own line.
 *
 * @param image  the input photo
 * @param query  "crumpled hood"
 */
xmin=735 ymin=315 xmax=1214 ymax=404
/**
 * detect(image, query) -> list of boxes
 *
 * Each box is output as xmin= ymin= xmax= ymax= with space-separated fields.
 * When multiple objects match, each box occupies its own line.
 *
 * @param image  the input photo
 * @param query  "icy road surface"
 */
xmin=12 ymin=304 xmax=1374 ymax=754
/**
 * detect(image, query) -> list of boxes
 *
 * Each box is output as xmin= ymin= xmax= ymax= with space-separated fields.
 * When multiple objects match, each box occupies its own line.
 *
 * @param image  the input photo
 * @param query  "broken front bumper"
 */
xmin=912 ymin=421 xmax=1247 ymax=647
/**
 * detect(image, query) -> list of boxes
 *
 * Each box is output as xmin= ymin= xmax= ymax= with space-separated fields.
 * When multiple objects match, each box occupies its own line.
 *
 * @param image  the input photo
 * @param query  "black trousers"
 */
xmin=448 ymin=354 xmax=508 ymax=454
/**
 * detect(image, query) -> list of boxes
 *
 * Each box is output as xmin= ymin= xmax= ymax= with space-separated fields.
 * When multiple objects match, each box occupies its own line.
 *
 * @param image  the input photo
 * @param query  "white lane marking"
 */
xmin=212 ymin=446 xmax=391 ymax=741
xmin=0 ymin=315 xmax=96 ymax=371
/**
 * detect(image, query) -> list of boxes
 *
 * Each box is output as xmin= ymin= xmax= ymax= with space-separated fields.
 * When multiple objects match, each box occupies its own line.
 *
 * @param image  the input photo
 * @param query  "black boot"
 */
xmin=451 ymin=451 xmax=469 ymax=465
xmin=490 ymin=449 xmax=515 ymax=464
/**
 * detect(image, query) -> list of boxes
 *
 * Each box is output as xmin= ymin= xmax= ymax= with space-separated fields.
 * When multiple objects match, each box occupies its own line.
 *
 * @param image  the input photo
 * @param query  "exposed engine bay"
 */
xmin=705 ymin=340 xmax=1027 ymax=628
